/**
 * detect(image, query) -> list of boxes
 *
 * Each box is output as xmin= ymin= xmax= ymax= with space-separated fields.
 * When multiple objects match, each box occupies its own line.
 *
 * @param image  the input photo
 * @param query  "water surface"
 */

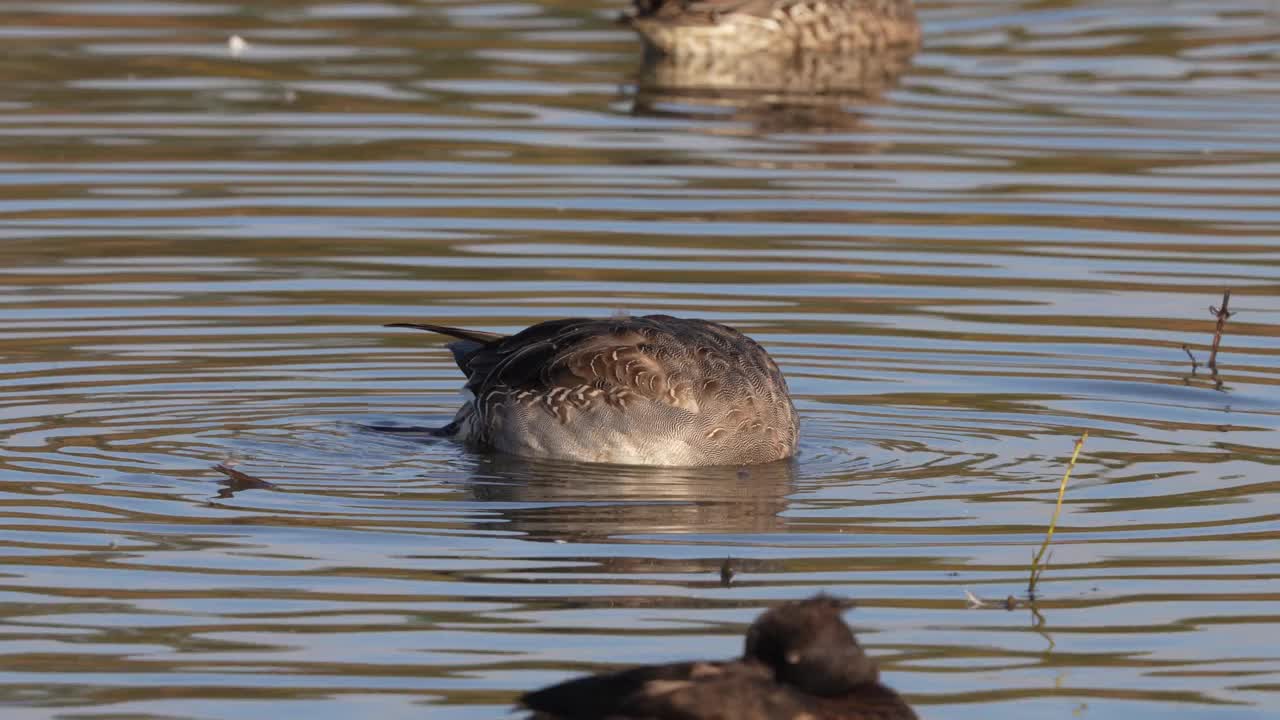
xmin=1 ymin=1 xmax=1279 ymax=718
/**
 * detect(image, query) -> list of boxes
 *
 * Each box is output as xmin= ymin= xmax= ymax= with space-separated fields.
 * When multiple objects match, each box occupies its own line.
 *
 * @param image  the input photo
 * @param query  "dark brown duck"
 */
xmin=520 ymin=595 xmax=918 ymax=720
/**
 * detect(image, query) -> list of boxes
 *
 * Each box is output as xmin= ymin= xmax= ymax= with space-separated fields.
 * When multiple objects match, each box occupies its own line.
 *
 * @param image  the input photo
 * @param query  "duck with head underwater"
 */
xmin=387 ymin=314 xmax=798 ymax=467
xmin=519 ymin=594 xmax=918 ymax=720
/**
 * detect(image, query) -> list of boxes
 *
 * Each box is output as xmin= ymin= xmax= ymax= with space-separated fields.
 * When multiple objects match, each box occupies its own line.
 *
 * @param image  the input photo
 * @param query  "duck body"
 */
xmin=625 ymin=0 xmax=921 ymax=58
xmin=520 ymin=595 xmax=918 ymax=720
xmin=389 ymin=315 xmax=798 ymax=467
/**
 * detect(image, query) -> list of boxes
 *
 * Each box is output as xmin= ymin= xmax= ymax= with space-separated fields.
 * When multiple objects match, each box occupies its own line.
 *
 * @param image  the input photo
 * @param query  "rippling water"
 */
xmin=2 ymin=1 xmax=1279 ymax=718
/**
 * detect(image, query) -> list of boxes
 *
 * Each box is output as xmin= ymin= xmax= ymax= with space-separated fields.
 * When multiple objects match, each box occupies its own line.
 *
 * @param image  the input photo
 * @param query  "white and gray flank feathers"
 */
xmin=388 ymin=315 xmax=798 ymax=466
xmin=624 ymin=0 xmax=920 ymax=57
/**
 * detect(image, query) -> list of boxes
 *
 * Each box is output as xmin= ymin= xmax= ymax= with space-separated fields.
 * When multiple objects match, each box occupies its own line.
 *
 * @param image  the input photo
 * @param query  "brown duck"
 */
xmin=387 ymin=315 xmax=798 ymax=466
xmin=520 ymin=595 xmax=918 ymax=720
xmin=624 ymin=0 xmax=921 ymax=57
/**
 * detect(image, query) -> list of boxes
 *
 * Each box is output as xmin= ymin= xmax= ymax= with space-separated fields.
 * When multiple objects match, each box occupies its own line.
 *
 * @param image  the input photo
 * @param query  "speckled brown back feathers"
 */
xmin=389 ymin=315 xmax=798 ymax=466
xmin=625 ymin=0 xmax=921 ymax=57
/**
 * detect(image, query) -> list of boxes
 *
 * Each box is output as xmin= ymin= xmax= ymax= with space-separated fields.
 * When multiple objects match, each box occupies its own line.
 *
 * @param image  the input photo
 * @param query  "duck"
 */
xmin=623 ymin=0 xmax=921 ymax=58
xmin=519 ymin=594 xmax=918 ymax=720
xmin=386 ymin=315 xmax=798 ymax=466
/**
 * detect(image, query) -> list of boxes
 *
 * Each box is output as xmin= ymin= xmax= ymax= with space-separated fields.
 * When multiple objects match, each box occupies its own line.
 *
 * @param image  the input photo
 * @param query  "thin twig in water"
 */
xmin=1208 ymin=290 xmax=1232 ymax=371
xmin=719 ymin=557 xmax=736 ymax=587
xmin=1180 ymin=344 xmax=1199 ymax=374
xmin=1027 ymin=432 xmax=1088 ymax=598
xmin=213 ymin=463 xmax=276 ymax=497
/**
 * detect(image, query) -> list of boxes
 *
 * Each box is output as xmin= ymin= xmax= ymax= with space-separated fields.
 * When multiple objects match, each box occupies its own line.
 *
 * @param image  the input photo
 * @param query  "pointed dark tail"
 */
xmin=384 ymin=322 xmax=504 ymax=344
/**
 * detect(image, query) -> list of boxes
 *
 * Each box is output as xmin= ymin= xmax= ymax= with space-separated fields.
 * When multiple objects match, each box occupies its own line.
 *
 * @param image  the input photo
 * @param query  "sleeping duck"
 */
xmin=520 ymin=594 xmax=918 ymax=720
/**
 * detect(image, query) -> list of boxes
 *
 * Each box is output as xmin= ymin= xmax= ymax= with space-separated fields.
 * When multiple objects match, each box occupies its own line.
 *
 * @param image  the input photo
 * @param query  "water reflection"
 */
xmin=467 ymin=454 xmax=795 ymax=541
xmin=631 ymin=45 xmax=917 ymax=132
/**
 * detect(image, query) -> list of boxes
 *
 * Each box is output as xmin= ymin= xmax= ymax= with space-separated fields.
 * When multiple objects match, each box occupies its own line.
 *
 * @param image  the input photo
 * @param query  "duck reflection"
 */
xmin=638 ymin=39 xmax=916 ymax=96
xmin=624 ymin=0 xmax=920 ymax=133
xmin=465 ymin=454 xmax=797 ymax=543
xmin=631 ymin=44 xmax=916 ymax=133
